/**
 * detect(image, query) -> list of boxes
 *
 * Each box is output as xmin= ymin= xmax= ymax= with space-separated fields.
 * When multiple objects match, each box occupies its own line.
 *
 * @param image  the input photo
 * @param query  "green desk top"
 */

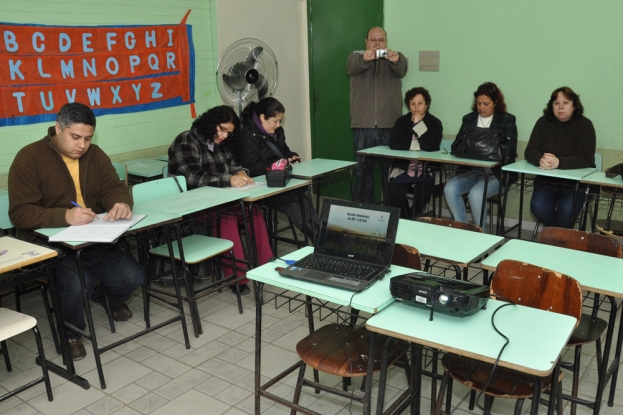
xmin=581 ymin=171 xmax=623 ymax=188
xmin=356 ymin=146 xmax=499 ymax=168
xmin=241 ymin=178 xmax=310 ymax=202
xmin=125 ymin=158 xmax=167 ymax=178
xmin=396 ymin=219 xmax=504 ymax=267
xmin=366 ymin=300 xmax=576 ymax=376
xmin=156 ymin=154 xmax=168 ymax=162
xmin=291 ymin=158 xmax=357 ymax=179
xmin=503 ymin=160 xmax=596 ymax=180
xmin=36 ymin=210 xmax=178 ymax=248
xmin=481 ymin=239 xmax=623 ymax=298
xmin=136 ymin=186 xmax=249 ymax=217
xmin=246 ymin=246 xmax=420 ymax=314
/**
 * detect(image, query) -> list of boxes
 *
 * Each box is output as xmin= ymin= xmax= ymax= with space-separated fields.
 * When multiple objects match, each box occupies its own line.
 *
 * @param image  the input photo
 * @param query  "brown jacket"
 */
xmin=8 ymin=126 xmax=132 ymax=243
xmin=347 ymin=51 xmax=408 ymax=128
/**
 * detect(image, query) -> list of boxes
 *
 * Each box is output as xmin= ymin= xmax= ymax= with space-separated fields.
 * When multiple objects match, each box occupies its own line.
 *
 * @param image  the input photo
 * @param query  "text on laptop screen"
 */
xmin=318 ymin=204 xmax=392 ymax=261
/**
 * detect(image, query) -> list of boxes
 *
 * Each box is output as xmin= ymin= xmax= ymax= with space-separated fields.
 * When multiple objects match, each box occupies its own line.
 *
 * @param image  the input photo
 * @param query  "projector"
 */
xmin=390 ymin=272 xmax=489 ymax=318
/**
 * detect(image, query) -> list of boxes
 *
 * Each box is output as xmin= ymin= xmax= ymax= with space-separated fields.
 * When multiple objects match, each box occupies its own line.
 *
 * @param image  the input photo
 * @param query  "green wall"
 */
xmin=386 ymin=0 xmax=623 ymax=222
xmin=0 ymin=0 xmax=219 ymax=174
xmin=386 ymin=0 xmax=623 ymax=153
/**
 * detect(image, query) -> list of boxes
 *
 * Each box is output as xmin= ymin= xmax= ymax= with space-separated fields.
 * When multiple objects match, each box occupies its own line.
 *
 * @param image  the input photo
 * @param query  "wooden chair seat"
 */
xmin=441 ymin=354 xmax=558 ymax=399
xmin=296 ymin=323 xmax=405 ymax=377
xmin=568 ymin=314 xmax=608 ymax=346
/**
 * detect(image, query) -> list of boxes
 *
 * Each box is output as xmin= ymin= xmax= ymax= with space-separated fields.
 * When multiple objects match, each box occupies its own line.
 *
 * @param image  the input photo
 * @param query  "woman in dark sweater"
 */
xmin=387 ymin=87 xmax=443 ymax=219
xmin=238 ymin=97 xmax=319 ymax=235
xmin=525 ymin=86 xmax=596 ymax=228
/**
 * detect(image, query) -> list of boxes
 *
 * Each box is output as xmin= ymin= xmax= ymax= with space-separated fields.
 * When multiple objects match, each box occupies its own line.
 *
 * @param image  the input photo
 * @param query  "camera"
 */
xmin=376 ymin=49 xmax=388 ymax=59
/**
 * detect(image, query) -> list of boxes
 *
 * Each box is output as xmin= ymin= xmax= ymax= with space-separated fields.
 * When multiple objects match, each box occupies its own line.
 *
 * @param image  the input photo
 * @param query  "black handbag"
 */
xmin=451 ymin=125 xmax=511 ymax=164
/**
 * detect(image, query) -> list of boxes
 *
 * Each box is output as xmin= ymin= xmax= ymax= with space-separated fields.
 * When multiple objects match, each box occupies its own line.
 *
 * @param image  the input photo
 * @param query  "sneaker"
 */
xmin=112 ymin=304 xmax=133 ymax=322
xmin=230 ymin=284 xmax=251 ymax=296
xmin=68 ymin=338 xmax=86 ymax=361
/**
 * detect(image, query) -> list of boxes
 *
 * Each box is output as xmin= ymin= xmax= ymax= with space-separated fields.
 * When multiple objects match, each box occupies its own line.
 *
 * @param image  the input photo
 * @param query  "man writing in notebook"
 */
xmin=8 ymin=102 xmax=143 ymax=361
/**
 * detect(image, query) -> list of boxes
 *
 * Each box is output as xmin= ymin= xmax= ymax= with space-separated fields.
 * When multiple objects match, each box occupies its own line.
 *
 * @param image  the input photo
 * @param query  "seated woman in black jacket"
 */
xmin=238 ymin=97 xmax=319 ymax=235
xmin=387 ymin=87 xmax=443 ymax=219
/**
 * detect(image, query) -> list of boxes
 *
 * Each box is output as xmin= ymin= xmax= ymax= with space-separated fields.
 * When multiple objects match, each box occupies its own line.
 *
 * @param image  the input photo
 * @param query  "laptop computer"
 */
xmin=278 ymin=198 xmax=400 ymax=292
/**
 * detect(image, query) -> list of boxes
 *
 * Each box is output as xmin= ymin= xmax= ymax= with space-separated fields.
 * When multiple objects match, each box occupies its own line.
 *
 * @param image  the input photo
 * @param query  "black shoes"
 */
xmin=113 ymin=304 xmax=133 ymax=321
xmin=230 ymin=284 xmax=251 ymax=296
xmin=68 ymin=338 xmax=86 ymax=361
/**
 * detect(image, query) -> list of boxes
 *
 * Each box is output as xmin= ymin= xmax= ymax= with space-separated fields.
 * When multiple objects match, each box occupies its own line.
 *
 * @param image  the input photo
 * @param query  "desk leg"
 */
xmin=173 ymin=222 xmax=203 ymax=338
xmin=75 ymin=249 xmax=107 ymax=389
xmin=545 ymin=359 xmax=561 ymax=415
xmin=594 ymin=295 xmax=619 ymax=415
xmin=479 ymin=170 xmax=490 ymax=230
xmin=529 ymin=375 xmax=543 ymax=415
xmin=363 ymin=331 xmax=376 ymax=415
xmin=608 ymin=301 xmax=623 ymax=406
xmin=348 ymin=166 xmax=356 ymax=202
xmin=163 ymin=227 xmax=191 ymax=348
xmin=569 ymin=181 xmax=581 ymax=229
xmin=36 ymin=265 xmax=90 ymax=390
xmin=519 ymin=173 xmax=525 ymax=239
xmin=253 ymin=281 xmax=264 ymax=415
xmin=360 ymin=155 xmax=367 ymax=202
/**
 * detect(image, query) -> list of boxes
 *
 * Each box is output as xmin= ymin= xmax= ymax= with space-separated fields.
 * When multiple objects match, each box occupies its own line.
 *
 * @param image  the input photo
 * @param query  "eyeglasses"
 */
xmin=367 ymin=38 xmax=386 ymax=43
xmin=217 ymin=124 xmax=234 ymax=137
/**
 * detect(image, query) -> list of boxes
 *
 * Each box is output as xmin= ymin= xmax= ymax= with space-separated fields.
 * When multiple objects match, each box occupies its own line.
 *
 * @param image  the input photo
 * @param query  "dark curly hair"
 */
xmin=241 ymin=97 xmax=285 ymax=125
xmin=543 ymin=86 xmax=584 ymax=119
xmin=470 ymin=82 xmax=507 ymax=113
xmin=191 ymin=105 xmax=240 ymax=140
xmin=404 ymin=87 xmax=432 ymax=109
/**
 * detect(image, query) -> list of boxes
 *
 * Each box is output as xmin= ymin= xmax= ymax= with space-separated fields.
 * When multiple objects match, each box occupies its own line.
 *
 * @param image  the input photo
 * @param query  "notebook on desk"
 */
xmin=279 ymin=199 xmax=400 ymax=292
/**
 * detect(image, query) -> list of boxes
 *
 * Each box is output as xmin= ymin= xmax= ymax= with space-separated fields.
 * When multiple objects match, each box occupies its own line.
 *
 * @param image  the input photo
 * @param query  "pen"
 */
xmin=0 ymin=250 xmax=7 ymax=255
xmin=71 ymin=201 xmax=100 ymax=220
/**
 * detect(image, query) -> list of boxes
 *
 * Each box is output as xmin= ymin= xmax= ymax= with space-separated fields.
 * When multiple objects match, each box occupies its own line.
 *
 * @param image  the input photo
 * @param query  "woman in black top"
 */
xmin=238 ymin=97 xmax=319 ymax=235
xmin=525 ymin=86 xmax=596 ymax=228
xmin=387 ymin=87 xmax=443 ymax=219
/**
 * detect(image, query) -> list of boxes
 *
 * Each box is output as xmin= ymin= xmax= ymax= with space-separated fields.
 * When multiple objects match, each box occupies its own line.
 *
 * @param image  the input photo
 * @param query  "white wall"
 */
xmin=215 ymin=0 xmax=311 ymax=160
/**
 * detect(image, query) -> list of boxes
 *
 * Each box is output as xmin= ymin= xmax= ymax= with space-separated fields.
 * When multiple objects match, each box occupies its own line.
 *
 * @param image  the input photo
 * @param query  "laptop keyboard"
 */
xmin=295 ymin=256 xmax=378 ymax=280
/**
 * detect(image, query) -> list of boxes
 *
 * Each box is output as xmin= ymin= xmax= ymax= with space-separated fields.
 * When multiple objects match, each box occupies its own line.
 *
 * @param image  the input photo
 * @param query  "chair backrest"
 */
xmin=132 ymin=176 xmax=187 ymax=205
xmin=0 ymin=194 xmax=14 ymax=231
xmin=538 ymin=226 xmax=622 ymax=258
xmin=416 ymin=217 xmax=482 ymax=233
xmin=162 ymin=165 xmax=169 ymax=178
xmin=111 ymin=161 xmax=128 ymax=186
xmin=391 ymin=244 xmax=422 ymax=271
xmin=491 ymin=259 xmax=583 ymax=325
xmin=595 ymin=152 xmax=603 ymax=172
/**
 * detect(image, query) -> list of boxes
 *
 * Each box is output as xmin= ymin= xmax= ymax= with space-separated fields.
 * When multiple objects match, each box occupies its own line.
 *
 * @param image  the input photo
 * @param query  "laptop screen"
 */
xmin=315 ymin=199 xmax=400 ymax=266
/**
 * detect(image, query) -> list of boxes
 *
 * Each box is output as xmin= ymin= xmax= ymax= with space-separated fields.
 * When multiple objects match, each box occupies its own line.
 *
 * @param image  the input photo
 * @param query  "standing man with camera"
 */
xmin=348 ymin=26 xmax=408 ymax=204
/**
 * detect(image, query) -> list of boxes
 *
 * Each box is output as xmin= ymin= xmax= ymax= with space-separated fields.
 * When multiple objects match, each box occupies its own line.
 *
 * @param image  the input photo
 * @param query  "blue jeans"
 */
xmin=353 ymin=128 xmax=390 ymax=204
xmin=54 ymin=245 xmax=144 ymax=339
xmin=530 ymin=180 xmax=586 ymax=228
xmin=444 ymin=170 xmax=499 ymax=230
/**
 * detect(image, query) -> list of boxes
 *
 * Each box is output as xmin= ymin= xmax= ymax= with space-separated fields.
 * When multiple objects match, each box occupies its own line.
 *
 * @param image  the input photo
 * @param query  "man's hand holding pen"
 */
xmin=66 ymin=201 xmax=98 ymax=225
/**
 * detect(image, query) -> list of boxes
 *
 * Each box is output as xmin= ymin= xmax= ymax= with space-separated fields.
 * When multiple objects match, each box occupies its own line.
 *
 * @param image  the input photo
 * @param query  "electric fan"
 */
xmin=216 ymin=38 xmax=279 ymax=114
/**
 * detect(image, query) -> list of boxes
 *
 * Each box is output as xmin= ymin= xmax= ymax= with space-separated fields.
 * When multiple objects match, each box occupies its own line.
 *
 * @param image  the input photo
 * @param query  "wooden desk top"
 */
xmin=503 ymin=160 xmax=596 ymax=180
xmin=581 ymin=171 xmax=623 ymax=189
xmin=291 ymin=158 xmax=357 ymax=179
xmin=241 ymin=178 xmax=310 ymax=203
xmin=366 ymin=300 xmax=576 ymax=377
xmin=481 ymin=239 xmax=623 ymax=298
xmin=246 ymin=246 xmax=420 ymax=314
xmin=0 ymin=236 xmax=58 ymax=274
xmin=356 ymin=146 xmax=499 ymax=168
xmin=125 ymin=158 xmax=167 ymax=178
xmin=396 ymin=219 xmax=504 ymax=267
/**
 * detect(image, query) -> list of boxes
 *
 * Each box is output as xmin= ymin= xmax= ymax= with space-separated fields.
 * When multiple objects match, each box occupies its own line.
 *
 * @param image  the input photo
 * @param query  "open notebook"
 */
xmin=49 ymin=213 xmax=146 ymax=243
